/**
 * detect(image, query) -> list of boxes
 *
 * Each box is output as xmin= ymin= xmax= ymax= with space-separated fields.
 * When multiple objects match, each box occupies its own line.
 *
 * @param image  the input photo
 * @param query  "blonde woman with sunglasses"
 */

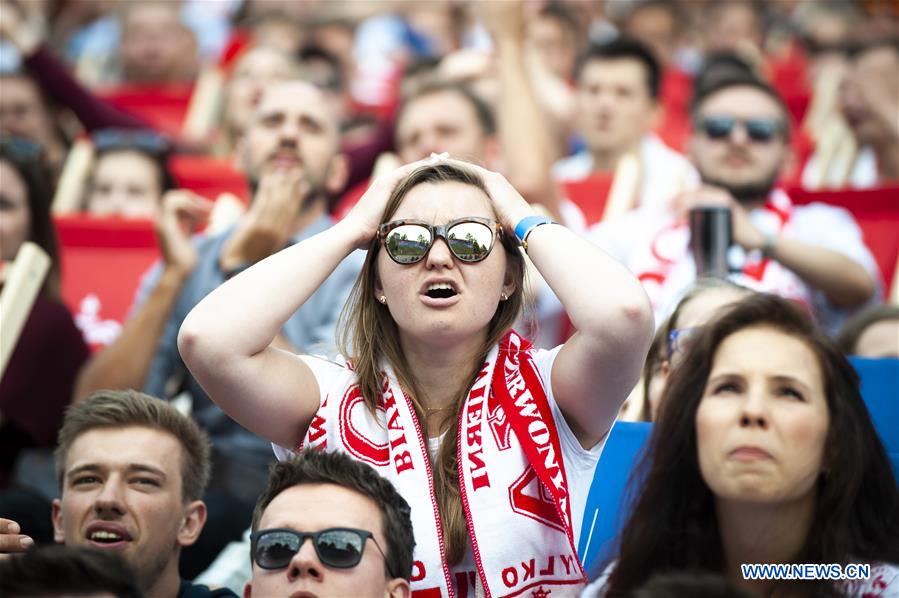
xmin=179 ymin=156 xmax=654 ymax=596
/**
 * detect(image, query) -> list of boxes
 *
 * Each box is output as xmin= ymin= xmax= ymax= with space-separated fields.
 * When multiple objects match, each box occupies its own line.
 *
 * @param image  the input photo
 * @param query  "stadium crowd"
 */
xmin=0 ymin=0 xmax=897 ymax=596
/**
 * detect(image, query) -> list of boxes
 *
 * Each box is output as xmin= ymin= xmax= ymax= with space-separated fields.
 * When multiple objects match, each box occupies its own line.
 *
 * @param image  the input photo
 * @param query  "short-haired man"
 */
xmin=803 ymin=39 xmax=899 ymax=188
xmin=588 ymin=74 xmax=879 ymax=333
xmin=0 ymin=545 xmax=142 ymax=598
xmin=245 ymin=450 xmax=414 ymax=597
xmin=554 ymin=36 xmax=697 ymax=217
xmin=75 ymin=81 xmax=363 ymax=501
xmin=1 ymin=390 xmax=236 ymax=597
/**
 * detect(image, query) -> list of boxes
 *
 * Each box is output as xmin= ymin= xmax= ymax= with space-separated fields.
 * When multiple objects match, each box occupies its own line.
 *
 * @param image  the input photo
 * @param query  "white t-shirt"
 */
xmin=553 ymin=134 xmax=700 ymax=213
xmin=585 ymin=192 xmax=880 ymax=335
xmin=275 ymin=345 xmax=605 ymax=596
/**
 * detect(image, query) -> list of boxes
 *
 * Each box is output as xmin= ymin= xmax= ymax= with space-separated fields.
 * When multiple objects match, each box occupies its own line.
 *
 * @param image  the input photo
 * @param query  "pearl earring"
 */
xmin=501 ymin=292 xmax=508 ymax=301
xmin=378 ymin=295 xmax=387 ymax=304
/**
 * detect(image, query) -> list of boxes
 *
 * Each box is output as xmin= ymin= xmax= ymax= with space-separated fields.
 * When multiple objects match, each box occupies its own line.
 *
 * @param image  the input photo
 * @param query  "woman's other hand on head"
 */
xmin=465 ymin=164 xmax=534 ymax=233
xmin=340 ymin=158 xmax=429 ymax=249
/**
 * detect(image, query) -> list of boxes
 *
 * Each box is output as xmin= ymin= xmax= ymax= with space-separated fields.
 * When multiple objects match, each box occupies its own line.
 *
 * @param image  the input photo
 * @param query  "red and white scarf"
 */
xmin=634 ymin=189 xmax=809 ymax=314
xmin=298 ymin=330 xmax=586 ymax=597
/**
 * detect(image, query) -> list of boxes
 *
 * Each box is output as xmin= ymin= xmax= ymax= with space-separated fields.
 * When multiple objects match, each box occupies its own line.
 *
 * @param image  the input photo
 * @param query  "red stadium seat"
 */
xmin=97 ymin=84 xmax=194 ymax=137
xmin=788 ymin=185 xmax=899 ymax=292
xmin=169 ymin=155 xmax=249 ymax=203
xmin=56 ymin=215 xmax=159 ymax=351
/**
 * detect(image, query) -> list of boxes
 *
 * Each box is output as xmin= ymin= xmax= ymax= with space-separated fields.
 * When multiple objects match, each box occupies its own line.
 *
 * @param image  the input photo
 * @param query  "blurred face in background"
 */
xmin=0 ymin=159 xmax=31 ymax=262
xmin=86 ymin=150 xmax=163 ymax=218
xmin=575 ymin=58 xmax=657 ymax=157
xmin=395 ymin=90 xmax=494 ymax=165
xmin=854 ymin=318 xmax=899 ymax=358
xmin=238 ymin=81 xmax=345 ymax=199
xmin=625 ymin=4 xmax=679 ymax=67
xmin=840 ymin=46 xmax=899 ymax=148
xmin=224 ymin=46 xmax=296 ymax=139
xmin=120 ymin=2 xmax=194 ymax=83
xmin=703 ymin=1 xmax=763 ymax=60
xmin=0 ymin=75 xmax=57 ymax=155
xmin=527 ymin=14 xmax=580 ymax=81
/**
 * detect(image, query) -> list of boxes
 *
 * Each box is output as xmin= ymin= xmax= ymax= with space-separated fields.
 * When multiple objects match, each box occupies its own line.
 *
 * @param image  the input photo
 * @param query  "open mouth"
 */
xmin=424 ymin=282 xmax=458 ymax=299
xmin=85 ymin=523 xmax=132 ymax=549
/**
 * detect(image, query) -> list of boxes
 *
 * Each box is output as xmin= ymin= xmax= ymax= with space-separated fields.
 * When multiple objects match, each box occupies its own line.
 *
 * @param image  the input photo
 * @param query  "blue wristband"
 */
xmin=514 ymin=216 xmax=555 ymax=250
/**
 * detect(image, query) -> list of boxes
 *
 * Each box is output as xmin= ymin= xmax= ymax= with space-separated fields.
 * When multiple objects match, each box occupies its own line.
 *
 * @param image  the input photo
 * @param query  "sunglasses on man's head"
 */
xmin=379 ymin=217 xmax=502 ymax=265
xmin=250 ymin=527 xmax=393 ymax=575
xmin=700 ymin=116 xmax=783 ymax=143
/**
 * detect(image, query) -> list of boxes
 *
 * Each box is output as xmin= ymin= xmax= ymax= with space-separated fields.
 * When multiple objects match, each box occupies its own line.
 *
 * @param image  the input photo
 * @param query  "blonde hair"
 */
xmin=337 ymin=161 xmax=526 ymax=563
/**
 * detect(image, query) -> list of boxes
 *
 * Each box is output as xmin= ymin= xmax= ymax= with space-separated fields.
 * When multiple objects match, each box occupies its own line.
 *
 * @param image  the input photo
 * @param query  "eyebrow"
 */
xmin=66 ymin=463 xmax=168 ymax=481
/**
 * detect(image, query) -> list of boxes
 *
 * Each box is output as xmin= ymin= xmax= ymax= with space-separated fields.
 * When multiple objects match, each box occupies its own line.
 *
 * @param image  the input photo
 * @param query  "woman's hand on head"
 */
xmin=340 ymin=158 xmax=430 ymax=249
xmin=466 ymin=164 xmax=535 ymax=233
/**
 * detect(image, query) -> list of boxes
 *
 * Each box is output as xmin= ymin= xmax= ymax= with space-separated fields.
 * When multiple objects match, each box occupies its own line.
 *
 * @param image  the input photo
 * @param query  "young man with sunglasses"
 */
xmin=587 ymin=73 xmax=879 ymax=334
xmin=245 ymin=450 xmax=414 ymax=597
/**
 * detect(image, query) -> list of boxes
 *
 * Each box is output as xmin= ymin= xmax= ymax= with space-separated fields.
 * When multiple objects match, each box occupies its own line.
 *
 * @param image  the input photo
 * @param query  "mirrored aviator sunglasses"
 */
xmin=701 ymin=116 xmax=781 ymax=143
xmin=379 ymin=217 xmax=502 ymax=265
xmin=251 ymin=527 xmax=390 ymax=572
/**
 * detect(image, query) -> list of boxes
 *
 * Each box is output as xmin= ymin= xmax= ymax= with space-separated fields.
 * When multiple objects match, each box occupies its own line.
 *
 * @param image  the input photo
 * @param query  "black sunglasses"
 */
xmin=250 ymin=527 xmax=394 ymax=576
xmin=378 ymin=217 xmax=502 ymax=265
xmin=700 ymin=116 xmax=783 ymax=143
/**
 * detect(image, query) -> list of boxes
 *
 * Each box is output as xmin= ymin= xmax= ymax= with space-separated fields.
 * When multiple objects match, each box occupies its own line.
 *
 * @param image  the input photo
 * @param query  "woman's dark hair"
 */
xmin=0 ymin=136 xmax=61 ymax=298
xmin=836 ymin=304 xmax=899 ymax=356
xmin=607 ymin=293 xmax=899 ymax=597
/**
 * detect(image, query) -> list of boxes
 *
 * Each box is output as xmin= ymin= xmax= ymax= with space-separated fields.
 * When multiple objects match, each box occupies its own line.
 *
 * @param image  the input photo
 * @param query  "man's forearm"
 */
xmin=768 ymin=237 xmax=876 ymax=308
xmin=73 ymin=267 xmax=188 ymax=401
xmin=494 ymin=35 xmax=562 ymax=219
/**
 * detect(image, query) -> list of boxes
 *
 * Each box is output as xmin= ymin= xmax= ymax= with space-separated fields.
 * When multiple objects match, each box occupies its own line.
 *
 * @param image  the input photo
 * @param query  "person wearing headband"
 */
xmin=179 ymin=155 xmax=654 ymax=595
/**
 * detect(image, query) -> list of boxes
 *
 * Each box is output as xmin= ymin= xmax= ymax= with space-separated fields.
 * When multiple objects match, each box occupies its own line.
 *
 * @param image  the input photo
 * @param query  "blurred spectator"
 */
xmin=0 ymin=545 xmax=142 ymax=598
xmin=525 ymin=1 xmax=584 ymax=82
xmin=633 ymin=572 xmax=753 ymax=598
xmin=83 ymin=129 xmax=175 ymax=218
xmin=622 ymin=0 xmax=685 ymax=69
xmin=839 ymin=39 xmax=899 ymax=185
xmin=555 ymin=37 xmax=697 ymax=212
xmin=590 ymin=294 xmax=899 ymax=596
xmin=0 ymin=69 xmax=67 ymax=175
xmin=118 ymin=1 xmax=197 ymax=85
xmin=216 ymin=44 xmax=297 ymax=153
xmin=644 ymin=278 xmax=754 ymax=422
xmin=245 ymin=450 xmax=414 ymax=596
xmin=395 ymin=81 xmax=499 ymax=168
xmin=589 ymin=73 xmax=879 ymax=334
xmin=0 ymin=138 xmax=88 ymax=489
xmin=74 ymin=81 xmax=363 ymax=507
xmin=837 ymin=304 xmax=899 ymax=358
xmin=702 ymin=0 xmax=765 ymax=67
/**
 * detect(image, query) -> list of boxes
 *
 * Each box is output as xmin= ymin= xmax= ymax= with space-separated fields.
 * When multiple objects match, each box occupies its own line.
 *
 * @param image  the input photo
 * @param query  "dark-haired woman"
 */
xmin=0 ymin=139 xmax=89 ymax=488
xmin=179 ymin=156 xmax=655 ymax=594
xmin=589 ymin=293 xmax=899 ymax=597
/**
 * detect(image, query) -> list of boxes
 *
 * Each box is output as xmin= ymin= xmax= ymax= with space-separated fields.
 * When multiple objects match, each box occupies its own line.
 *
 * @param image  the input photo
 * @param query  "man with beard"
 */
xmin=587 ymin=74 xmax=878 ymax=334
xmin=75 ymin=81 xmax=362 ymax=504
